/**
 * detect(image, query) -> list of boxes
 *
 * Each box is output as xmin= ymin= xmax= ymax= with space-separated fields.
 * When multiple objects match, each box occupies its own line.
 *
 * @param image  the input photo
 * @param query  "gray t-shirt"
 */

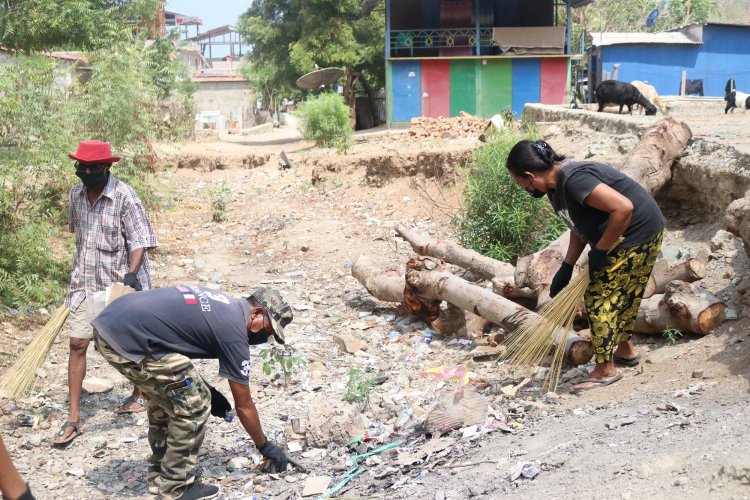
xmin=93 ymin=286 xmax=251 ymax=384
xmin=547 ymin=160 xmax=666 ymax=247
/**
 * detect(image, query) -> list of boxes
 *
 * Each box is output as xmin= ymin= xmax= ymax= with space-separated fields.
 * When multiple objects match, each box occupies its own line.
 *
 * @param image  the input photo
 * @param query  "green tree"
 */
xmin=572 ymin=0 xmax=718 ymax=37
xmin=237 ymin=0 xmax=384 ymax=124
xmin=0 ymin=0 xmax=162 ymax=52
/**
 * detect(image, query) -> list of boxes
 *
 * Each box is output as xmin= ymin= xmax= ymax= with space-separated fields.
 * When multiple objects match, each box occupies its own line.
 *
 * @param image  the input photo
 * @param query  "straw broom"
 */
xmin=504 ymin=270 xmax=590 ymax=391
xmin=0 ymin=306 xmax=69 ymax=399
xmin=505 ymin=239 xmax=623 ymax=392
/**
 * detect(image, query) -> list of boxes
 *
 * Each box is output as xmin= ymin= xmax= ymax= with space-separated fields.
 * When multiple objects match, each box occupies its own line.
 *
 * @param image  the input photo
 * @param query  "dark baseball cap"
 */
xmin=250 ymin=287 xmax=293 ymax=344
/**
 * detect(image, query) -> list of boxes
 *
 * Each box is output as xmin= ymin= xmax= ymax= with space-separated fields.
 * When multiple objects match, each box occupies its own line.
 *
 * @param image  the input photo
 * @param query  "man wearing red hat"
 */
xmin=53 ymin=140 xmax=158 ymax=445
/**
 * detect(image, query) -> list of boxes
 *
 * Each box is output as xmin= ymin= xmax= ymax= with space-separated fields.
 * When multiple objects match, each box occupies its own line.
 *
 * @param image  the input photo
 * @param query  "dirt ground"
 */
xmin=1 ymin=107 xmax=750 ymax=500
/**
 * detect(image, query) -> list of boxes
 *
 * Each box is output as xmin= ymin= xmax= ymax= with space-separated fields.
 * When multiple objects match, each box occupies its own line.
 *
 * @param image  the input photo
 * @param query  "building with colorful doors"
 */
xmin=385 ymin=0 xmax=587 ymax=125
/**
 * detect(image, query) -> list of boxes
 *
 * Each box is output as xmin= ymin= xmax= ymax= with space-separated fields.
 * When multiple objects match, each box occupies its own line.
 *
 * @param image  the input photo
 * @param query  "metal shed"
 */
xmin=590 ymin=23 xmax=750 ymax=98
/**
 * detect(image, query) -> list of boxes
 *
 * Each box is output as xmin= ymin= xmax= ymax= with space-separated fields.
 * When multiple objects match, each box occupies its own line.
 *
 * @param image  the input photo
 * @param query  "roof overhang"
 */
xmin=590 ymin=31 xmax=702 ymax=47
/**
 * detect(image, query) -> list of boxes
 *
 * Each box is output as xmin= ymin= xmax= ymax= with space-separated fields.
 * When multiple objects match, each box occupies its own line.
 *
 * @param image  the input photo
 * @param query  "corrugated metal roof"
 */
xmin=590 ymin=31 xmax=701 ymax=47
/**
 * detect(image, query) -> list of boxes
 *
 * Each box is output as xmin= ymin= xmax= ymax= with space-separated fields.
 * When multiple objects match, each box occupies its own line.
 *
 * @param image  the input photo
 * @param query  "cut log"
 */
xmin=513 ymin=232 xmax=581 ymax=305
xmin=404 ymin=257 xmax=593 ymax=366
xmin=395 ymin=223 xmax=514 ymax=282
xmin=634 ymin=281 xmax=726 ymax=335
xmin=351 ymin=255 xmax=592 ymax=365
xmin=619 ymin=118 xmax=693 ymax=195
xmin=643 ymin=258 xmax=707 ymax=298
xmin=724 ymin=195 xmax=750 ymax=256
xmin=351 ymin=255 xmax=404 ymax=303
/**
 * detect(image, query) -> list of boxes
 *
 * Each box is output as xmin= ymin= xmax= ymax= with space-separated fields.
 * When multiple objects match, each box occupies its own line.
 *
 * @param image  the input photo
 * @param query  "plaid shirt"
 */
xmin=65 ymin=174 xmax=158 ymax=312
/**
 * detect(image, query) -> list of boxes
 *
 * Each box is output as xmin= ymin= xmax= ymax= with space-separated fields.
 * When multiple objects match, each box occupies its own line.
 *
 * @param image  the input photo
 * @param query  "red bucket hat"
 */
xmin=68 ymin=140 xmax=121 ymax=163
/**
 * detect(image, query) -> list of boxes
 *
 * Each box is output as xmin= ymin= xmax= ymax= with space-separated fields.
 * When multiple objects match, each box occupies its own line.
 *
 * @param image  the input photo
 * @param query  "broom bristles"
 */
xmin=0 ymin=306 xmax=69 ymax=399
xmin=505 ymin=269 xmax=591 ymax=392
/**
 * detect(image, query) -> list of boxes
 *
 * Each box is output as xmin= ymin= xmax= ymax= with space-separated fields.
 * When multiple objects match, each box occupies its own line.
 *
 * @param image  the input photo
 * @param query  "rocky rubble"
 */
xmin=408 ymin=113 xmax=490 ymax=139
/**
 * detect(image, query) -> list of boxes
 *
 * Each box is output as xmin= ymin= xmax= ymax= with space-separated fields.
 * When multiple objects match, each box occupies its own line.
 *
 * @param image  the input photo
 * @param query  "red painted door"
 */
xmin=421 ymin=60 xmax=451 ymax=117
xmin=540 ymin=58 xmax=568 ymax=105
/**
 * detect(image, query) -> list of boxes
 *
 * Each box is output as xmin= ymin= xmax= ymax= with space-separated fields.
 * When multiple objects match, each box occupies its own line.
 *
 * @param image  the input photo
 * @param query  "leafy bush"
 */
xmin=453 ymin=126 xmax=567 ymax=264
xmin=0 ymin=223 xmax=69 ymax=309
xmin=296 ymin=93 xmax=352 ymax=147
xmin=210 ymin=182 xmax=232 ymax=222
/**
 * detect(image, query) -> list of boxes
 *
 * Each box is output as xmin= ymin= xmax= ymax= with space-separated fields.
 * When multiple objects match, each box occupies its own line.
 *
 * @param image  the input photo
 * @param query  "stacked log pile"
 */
xmin=353 ymin=118 xmax=728 ymax=367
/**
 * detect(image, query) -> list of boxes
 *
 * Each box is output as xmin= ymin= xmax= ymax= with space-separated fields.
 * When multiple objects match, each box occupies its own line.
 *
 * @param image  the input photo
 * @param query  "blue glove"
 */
xmin=588 ymin=248 xmax=608 ymax=280
xmin=550 ymin=262 xmax=574 ymax=298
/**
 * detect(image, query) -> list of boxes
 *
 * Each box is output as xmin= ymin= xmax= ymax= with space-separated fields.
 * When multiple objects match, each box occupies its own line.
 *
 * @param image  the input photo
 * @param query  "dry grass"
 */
xmin=0 ymin=306 xmax=69 ymax=399
xmin=505 ymin=270 xmax=590 ymax=392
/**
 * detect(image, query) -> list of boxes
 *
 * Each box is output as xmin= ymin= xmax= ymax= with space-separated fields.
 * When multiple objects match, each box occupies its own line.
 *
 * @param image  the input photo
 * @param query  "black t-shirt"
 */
xmin=547 ymin=160 xmax=666 ymax=247
xmin=92 ymin=286 xmax=251 ymax=384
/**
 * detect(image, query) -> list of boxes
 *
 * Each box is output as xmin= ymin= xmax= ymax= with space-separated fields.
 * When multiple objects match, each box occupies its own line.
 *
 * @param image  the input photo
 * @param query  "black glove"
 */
xmin=205 ymin=381 xmax=233 ymax=420
xmin=588 ymin=247 xmax=609 ymax=280
xmin=17 ymin=485 xmax=36 ymax=500
xmin=123 ymin=272 xmax=142 ymax=291
xmin=550 ymin=262 xmax=574 ymax=298
xmin=259 ymin=440 xmax=288 ymax=472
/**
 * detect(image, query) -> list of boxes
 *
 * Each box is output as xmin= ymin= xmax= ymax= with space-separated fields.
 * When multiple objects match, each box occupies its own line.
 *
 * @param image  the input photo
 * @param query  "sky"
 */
xmin=165 ymin=0 xmax=251 ymax=31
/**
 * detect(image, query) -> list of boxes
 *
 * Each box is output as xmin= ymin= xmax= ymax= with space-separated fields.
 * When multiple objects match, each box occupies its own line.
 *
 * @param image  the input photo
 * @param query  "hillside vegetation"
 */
xmin=712 ymin=0 xmax=750 ymax=24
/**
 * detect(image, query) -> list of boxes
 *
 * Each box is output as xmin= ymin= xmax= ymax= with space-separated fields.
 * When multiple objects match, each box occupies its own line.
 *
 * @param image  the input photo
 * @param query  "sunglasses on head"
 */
xmin=75 ymin=162 xmax=109 ymax=173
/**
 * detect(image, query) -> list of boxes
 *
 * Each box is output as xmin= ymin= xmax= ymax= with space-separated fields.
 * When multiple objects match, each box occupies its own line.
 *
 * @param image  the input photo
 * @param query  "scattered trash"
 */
xmin=302 ymin=476 xmax=331 ymax=497
xmin=506 ymin=461 xmax=540 ymax=481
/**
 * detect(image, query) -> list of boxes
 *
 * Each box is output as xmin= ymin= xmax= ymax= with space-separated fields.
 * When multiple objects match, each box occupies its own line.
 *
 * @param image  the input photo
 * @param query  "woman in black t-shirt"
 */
xmin=505 ymin=140 xmax=665 ymax=392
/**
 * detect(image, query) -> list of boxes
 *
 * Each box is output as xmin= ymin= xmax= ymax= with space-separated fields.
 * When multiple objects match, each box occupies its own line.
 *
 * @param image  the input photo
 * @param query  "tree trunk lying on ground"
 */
xmin=620 ymin=118 xmax=693 ymax=195
xmin=352 ymin=255 xmax=594 ymax=365
xmin=724 ymin=195 xmax=750 ymax=256
xmin=395 ymin=223 xmax=515 ymax=283
xmin=351 ymin=255 xmax=404 ymax=303
xmin=634 ymin=281 xmax=726 ymax=335
xmin=644 ymin=258 xmax=707 ymax=298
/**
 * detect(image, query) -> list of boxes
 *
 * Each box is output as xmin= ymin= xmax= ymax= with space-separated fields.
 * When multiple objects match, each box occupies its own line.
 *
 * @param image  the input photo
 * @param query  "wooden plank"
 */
xmin=540 ymin=57 xmax=568 ymax=105
xmin=421 ymin=60 xmax=451 ymax=118
xmin=392 ymin=60 xmax=422 ymax=122
xmin=450 ymin=59 xmax=477 ymax=116
xmin=480 ymin=59 xmax=512 ymax=117
xmin=511 ymin=58 xmax=541 ymax=118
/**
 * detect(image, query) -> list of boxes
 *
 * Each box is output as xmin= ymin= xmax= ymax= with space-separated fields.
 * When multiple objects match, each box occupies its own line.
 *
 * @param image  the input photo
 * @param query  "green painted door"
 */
xmin=450 ymin=59 xmax=477 ymax=116
xmin=480 ymin=59 xmax=512 ymax=117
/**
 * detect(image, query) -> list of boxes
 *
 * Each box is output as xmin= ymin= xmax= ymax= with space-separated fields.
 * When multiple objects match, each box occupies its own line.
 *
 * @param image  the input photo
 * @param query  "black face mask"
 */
xmin=248 ymin=331 xmax=272 ymax=345
xmin=526 ymin=187 xmax=546 ymax=198
xmin=76 ymin=170 xmax=108 ymax=188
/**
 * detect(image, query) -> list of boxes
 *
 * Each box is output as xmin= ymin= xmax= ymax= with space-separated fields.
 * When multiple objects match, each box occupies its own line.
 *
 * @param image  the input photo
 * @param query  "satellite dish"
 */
xmin=296 ymin=67 xmax=345 ymax=90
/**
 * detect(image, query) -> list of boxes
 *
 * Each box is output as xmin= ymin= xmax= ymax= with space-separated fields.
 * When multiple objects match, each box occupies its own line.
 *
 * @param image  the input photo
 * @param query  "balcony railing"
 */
xmin=389 ymin=28 xmax=494 ymax=55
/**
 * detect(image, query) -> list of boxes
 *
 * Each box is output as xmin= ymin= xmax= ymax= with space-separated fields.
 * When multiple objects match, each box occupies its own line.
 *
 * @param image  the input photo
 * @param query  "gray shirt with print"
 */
xmin=93 ymin=286 xmax=251 ymax=384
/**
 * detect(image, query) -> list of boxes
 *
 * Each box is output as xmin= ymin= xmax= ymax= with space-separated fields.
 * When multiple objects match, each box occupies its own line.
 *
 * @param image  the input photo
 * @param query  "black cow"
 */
xmin=595 ymin=80 xmax=657 ymax=115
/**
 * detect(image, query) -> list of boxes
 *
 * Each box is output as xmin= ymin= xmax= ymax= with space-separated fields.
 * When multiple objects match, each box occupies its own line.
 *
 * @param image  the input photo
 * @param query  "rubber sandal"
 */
xmin=52 ymin=420 xmax=84 ymax=445
xmin=571 ymin=373 xmax=623 ymax=393
xmin=115 ymin=396 xmax=147 ymax=414
xmin=614 ymin=354 xmax=641 ymax=367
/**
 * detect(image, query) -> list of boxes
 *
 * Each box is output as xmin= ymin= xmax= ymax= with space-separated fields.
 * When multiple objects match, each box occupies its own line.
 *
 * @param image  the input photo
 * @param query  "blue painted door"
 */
xmin=392 ymin=60 xmax=422 ymax=122
xmin=511 ymin=58 xmax=541 ymax=118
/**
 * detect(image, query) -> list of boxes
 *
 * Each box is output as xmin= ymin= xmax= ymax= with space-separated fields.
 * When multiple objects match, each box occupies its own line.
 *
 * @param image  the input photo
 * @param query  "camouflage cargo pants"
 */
xmin=94 ymin=333 xmax=211 ymax=498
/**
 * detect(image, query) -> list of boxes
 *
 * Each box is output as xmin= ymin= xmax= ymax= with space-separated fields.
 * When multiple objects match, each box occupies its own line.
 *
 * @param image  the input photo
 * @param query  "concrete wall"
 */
xmin=192 ymin=80 xmax=254 ymax=130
